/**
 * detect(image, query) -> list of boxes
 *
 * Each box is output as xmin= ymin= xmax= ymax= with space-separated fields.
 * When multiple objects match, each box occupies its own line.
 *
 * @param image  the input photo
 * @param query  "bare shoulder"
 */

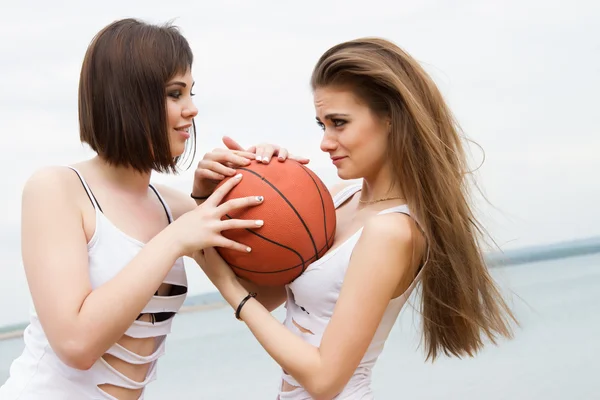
xmin=152 ymin=183 xmax=196 ymax=220
xmin=22 ymin=166 xmax=82 ymax=200
xmin=357 ymin=212 xmax=426 ymax=285
xmin=361 ymin=212 xmax=415 ymax=250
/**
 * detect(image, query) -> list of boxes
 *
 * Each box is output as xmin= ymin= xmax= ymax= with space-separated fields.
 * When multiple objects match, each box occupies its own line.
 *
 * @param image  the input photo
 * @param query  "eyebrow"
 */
xmin=167 ymin=81 xmax=195 ymax=88
xmin=316 ymin=113 xmax=350 ymax=121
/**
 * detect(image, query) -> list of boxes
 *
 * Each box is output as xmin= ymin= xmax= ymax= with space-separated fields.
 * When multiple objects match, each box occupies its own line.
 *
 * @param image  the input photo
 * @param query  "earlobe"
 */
xmin=383 ymin=115 xmax=392 ymax=131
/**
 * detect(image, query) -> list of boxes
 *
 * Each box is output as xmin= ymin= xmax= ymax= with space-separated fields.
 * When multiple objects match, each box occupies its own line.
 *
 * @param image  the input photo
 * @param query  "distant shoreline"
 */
xmin=486 ymin=236 xmax=600 ymax=267
xmin=0 ymin=300 xmax=230 ymax=341
xmin=1 ymin=235 xmax=599 ymax=341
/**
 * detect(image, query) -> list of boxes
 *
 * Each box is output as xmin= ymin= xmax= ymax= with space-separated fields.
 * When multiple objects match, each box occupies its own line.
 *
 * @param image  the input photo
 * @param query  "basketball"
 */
xmin=215 ymin=160 xmax=336 ymax=286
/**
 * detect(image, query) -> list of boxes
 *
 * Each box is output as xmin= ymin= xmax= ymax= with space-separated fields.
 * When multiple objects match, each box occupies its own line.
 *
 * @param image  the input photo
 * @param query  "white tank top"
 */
xmin=0 ymin=167 xmax=188 ymax=400
xmin=278 ymin=184 xmax=426 ymax=400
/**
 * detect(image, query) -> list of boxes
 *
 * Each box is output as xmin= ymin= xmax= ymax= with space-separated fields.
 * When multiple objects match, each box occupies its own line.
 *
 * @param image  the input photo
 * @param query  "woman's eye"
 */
xmin=168 ymin=91 xmax=181 ymax=99
xmin=332 ymin=119 xmax=346 ymax=127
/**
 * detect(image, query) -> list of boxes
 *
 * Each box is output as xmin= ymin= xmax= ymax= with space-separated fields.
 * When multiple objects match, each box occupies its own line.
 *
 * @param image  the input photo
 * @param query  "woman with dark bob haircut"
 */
xmin=0 ymin=18 xmax=296 ymax=399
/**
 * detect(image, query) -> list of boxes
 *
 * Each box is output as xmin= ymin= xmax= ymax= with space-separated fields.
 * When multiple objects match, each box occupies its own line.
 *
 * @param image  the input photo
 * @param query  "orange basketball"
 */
xmin=215 ymin=160 xmax=336 ymax=286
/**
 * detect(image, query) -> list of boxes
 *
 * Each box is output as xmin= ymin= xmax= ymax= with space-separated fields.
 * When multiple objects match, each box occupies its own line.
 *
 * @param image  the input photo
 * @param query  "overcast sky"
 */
xmin=1 ymin=0 xmax=598 ymax=326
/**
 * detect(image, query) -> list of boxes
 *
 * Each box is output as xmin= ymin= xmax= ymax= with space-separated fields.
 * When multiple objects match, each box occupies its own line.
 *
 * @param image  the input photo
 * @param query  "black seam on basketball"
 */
xmin=238 ymin=166 xmax=319 ymax=263
xmin=321 ymin=230 xmax=336 ymax=257
xmin=224 ymin=214 xmax=335 ymax=275
xmin=298 ymin=165 xmax=328 ymax=259
xmin=289 ymin=231 xmax=335 ymax=283
xmin=224 ymin=213 xmax=307 ymax=273
xmin=229 ymin=262 xmax=307 ymax=274
xmin=228 ymin=250 xmax=321 ymax=275
xmin=228 ymin=239 xmax=327 ymax=281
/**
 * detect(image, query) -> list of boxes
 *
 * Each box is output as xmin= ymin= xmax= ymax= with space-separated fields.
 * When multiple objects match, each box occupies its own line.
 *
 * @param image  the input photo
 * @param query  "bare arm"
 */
xmin=236 ymin=278 xmax=288 ymax=312
xmin=21 ymin=168 xmax=184 ymax=370
xmin=22 ymin=167 xmax=260 ymax=371
xmin=202 ymin=213 xmax=417 ymax=399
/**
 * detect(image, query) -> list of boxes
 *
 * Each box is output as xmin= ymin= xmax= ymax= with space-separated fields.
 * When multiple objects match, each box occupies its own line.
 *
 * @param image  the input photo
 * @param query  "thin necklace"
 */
xmin=358 ymin=196 xmax=404 ymax=205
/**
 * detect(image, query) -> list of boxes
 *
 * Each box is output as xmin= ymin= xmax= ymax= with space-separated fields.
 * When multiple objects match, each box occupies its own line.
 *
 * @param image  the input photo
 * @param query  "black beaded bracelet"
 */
xmin=235 ymin=292 xmax=257 ymax=320
xmin=190 ymin=193 xmax=210 ymax=200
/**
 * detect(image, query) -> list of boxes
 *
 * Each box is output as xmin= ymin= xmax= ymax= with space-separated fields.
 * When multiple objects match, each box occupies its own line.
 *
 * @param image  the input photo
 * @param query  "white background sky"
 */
xmin=0 ymin=0 xmax=598 ymax=327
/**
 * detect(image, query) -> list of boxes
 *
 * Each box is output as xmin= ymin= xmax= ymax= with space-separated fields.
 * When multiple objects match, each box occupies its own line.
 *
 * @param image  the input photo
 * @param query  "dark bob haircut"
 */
xmin=78 ymin=18 xmax=195 ymax=173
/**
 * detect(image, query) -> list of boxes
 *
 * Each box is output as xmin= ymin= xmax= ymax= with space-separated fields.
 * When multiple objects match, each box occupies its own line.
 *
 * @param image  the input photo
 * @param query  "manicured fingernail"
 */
xmin=246 ymin=247 xmax=252 ymax=253
xmin=235 ymin=173 xmax=243 ymax=179
xmin=278 ymin=155 xmax=284 ymax=160
xmin=256 ymin=156 xmax=262 ymax=161
xmin=255 ymin=220 xmax=264 ymax=226
xmin=256 ymin=196 xmax=264 ymax=202
xmin=263 ymin=158 xmax=269 ymax=163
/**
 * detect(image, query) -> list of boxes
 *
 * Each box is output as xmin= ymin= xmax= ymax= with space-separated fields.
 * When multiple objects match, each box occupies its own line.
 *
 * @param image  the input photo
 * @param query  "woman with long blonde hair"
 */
xmin=195 ymin=37 xmax=517 ymax=399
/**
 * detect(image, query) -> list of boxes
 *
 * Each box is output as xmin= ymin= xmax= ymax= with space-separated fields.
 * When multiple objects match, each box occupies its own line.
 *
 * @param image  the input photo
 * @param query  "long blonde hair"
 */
xmin=311 ymin=38 xmax=517 ymax=361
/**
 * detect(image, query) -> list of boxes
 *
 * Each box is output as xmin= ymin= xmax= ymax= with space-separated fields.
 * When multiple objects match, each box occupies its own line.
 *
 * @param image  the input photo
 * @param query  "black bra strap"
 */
xmin=149 ymin=184 xmax=172 ymax=223
xmin=68 ymin=167 xmax=103 ymax=213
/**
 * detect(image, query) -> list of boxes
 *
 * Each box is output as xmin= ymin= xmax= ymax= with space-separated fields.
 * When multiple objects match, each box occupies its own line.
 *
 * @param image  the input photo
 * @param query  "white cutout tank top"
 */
xmin=278 ymin=183 xmax=425 ymax=399
xmin=0 ymin=167 xmax=188 ymax=400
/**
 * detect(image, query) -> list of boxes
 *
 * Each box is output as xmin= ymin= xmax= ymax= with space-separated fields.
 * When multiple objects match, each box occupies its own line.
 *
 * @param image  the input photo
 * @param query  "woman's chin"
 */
xmin=171 ymin=147 xmax=186 ymax=159
xmin=335 ymin=167 xmax=356 ymax=180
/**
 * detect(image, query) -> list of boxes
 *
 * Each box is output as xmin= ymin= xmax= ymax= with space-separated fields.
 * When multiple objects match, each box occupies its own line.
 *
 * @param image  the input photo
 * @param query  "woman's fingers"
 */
xmin=222 ymin=136 xmax=245 ymax=152
xmin=276 ymin=147 xmax=289 ymax=162
xmin=288 ymin=154 xmax=310 ymax=164
xmin=216 ymin=194 xmax=264 ymax=215
xmin=196 ymin=169 xmax=226 ymax=181
xmin=205 ymin=149 xmax=252 ymax=167
xmin=222 ymin=136 xmax=259 ymax=157
xmin=219 ymin=139 xmax=309 ymax=165
xmin=256 ymin=144 xmax=279 ymax=164
xmin=205 ymin=173 xmax=244 ymax=206
xmin=230 ymin=150 xmax=257 ymax=160
xmin=214 ymin=237 xmax=253 ymax=253
xmin=219 ymin=217 xmax=264 ymax=232
xmin=198 ymin=159 xmax=237 ymax=177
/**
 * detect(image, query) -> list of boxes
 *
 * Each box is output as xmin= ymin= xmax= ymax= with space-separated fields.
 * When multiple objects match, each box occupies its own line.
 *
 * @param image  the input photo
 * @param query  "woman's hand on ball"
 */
xmin=176 ymin=174 xmax=264 ymax=256
xmin=192 ymin=147 xmax=256 ymax=199
xmin=222 ymin=136 xmax=310 ymax=165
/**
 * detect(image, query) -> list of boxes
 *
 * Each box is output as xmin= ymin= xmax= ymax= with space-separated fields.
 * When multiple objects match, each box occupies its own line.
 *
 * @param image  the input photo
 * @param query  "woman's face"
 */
xmin=314 ymin=86 xmax=390 ymax=180
xmin=166 ymin=69 xmax=198 ymax=157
